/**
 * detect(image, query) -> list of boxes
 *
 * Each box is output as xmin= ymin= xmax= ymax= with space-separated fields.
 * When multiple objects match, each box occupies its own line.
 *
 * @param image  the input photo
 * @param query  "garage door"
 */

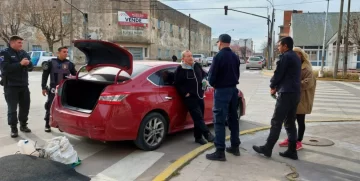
xmin=126 ymin=47 xmax=143 ymax=60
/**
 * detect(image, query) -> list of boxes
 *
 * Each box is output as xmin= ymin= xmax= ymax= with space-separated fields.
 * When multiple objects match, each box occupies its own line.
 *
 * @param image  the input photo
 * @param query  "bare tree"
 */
xmin=344 ymin=13 xmax=360 ymax=48
xmin=0 ymin=1 xmax=26 ymax=45
xmin=22 ymin=0 xmax=71 ymax=52
xmin=239 ymin=46 xmax=247 ymax=60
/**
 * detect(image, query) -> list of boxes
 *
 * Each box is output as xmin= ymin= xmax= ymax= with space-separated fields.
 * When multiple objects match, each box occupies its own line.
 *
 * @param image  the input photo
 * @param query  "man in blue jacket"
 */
xmin=206 ymin=34 xmax=241 ymax=161
xmin=253 ymin=36 xmax=301 ymax=160
xmin=0 ymin=35 xmax=33 ymax=138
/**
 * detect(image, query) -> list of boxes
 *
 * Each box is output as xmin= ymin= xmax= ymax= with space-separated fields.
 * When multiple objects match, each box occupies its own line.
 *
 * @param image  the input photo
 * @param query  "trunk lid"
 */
xmin=74 ymin=40 xmax=133 ymax=75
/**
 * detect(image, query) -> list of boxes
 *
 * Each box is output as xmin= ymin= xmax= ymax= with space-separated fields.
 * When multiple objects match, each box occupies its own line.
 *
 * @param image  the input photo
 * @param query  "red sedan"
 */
xmin=50 ymin=40 xmax=246 ymax=151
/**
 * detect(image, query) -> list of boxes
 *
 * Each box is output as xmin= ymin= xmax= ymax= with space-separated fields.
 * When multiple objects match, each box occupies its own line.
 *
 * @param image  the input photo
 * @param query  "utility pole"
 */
xmin=70 ymin=0 xmax=73 ymax=61
xmin=334 ymin=0 xmax=345 ymax=78
xmin=343 ymin=0 xmax=351 ymax=76
xmin=59 ymin=0 xmax=64 ymax=46
xmin=319 ymin=0 xmax=330 ymax=78
xmin=188 ymin=14 xmax=191 ymax=50
xmin=268 ymin=7 xmax=275 ymax=70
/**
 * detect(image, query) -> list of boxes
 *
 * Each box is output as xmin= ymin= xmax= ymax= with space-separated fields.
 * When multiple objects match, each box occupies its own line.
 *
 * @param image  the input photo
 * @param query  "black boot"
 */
xmin=279 ymin=141 xmax=298 ymax=160
xmin=204 ymin=132 xmax=215 ymax=142
xmin=195 ymin=138 xmax=207 ymax=145
xmin=11 ymin=127 xmax=18 ymax=138
xmin=20 ymin=124 xmax=31 ymax=133
xmin=45 ymin=122 xmax=51 ymax=133
xmin=226 ymin=146 xmax=240 ymax=156
xmin=206 ymin=149 xmax=226 ymax=161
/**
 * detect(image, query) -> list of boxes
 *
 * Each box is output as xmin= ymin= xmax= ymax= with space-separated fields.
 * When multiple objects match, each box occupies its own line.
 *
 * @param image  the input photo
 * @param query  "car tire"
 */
xmin=134 ymin=112 xmax=168 ymax=151
xmin=42 ymin=62 xmax=47 ymax=70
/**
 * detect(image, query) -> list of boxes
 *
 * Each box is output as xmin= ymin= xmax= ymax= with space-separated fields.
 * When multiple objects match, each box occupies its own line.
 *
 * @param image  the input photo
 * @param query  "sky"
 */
xmin=160 ymin=0 xmax=360 ymax=52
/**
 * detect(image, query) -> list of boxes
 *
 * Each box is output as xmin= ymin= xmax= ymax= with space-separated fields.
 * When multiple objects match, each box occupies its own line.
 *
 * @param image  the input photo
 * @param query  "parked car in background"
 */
xmin=256 ymin=55 xmax=266 ymax=68
xmin=206 ymin=57 xmax=213 ymax=65
xmin=246 ymin=56 xmax=263 ymax=70
xmin=28 ymin=51 xmax=57 ymax=69
xmin=239 ymin=58 xmax=246 ymax=64
xmin=50 ymin=40 xmax=246 ymax=151
xmin=192 ymin=54 xmax=207 ymax=66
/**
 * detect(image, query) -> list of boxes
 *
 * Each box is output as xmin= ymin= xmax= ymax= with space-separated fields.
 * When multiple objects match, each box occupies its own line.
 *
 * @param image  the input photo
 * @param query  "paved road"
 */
xmin=1 ymin=64 xmax=359 ymax=180
xmin=0 ymin=64 xmax=264 ymax=181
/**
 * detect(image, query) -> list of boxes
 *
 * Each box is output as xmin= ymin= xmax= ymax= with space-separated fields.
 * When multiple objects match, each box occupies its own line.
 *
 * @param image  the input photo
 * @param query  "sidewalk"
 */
xmin=170 ymin=121 xmax=360 ymax=181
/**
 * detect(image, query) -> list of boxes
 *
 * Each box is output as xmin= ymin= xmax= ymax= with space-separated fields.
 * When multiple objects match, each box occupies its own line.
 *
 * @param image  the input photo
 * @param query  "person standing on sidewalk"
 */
xmin=278 ymin=47 xmax=316 ymax=150
xmin=0 ymin=35 xmax=33 ymax=138
xmin=41 ymin=46 xmax=76 ymax=132
xmin=206 ymin=34 xmax=241 ymax=161
xmin=174 ymin=50 xmax=215 ymax=145
xmin=253 ymin=36 xmax=301 ymax=160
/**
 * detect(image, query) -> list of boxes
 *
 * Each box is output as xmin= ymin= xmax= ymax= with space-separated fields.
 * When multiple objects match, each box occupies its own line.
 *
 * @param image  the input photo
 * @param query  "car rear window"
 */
xmin=249 ymin=57 xmax=261 ymax=61
xmin=193 ymin=55 xmax=201 ymax=58
xmin=88 ymin=64 xmax=151 ymax=79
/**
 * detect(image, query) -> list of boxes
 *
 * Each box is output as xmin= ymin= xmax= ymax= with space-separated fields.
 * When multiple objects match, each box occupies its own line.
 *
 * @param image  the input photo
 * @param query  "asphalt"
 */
xmin=171 ymin=121 xmax=360 ymax=181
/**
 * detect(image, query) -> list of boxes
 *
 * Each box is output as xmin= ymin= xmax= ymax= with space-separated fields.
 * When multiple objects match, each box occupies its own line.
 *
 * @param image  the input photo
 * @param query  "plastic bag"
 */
xmin=44 ymin=136 xmax=78 ymax=164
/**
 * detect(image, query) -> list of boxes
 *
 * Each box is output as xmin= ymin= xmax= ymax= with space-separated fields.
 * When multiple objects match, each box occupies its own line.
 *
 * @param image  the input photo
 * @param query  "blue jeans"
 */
xmin=213 ymin=87 xmax=240 ymax=151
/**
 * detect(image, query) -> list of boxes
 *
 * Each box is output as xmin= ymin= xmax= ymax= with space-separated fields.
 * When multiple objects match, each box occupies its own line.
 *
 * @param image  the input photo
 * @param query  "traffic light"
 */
xmin=224 ymin=6 xmax=228 ymax=15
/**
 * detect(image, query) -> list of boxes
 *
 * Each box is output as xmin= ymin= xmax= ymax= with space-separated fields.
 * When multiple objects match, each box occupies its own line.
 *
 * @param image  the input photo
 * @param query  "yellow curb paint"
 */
xmin=153 ymin=119 xmax=360 ymax=181
xmin=152 ymin=126 xmax=271 ymax=181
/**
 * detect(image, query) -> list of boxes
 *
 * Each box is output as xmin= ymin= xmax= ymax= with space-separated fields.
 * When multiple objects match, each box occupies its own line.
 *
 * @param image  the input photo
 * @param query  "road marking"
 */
xmin=336 ymin=81 xmax=360 ymax=90
xmin=93 ymin=150 xmax=164 ymax=181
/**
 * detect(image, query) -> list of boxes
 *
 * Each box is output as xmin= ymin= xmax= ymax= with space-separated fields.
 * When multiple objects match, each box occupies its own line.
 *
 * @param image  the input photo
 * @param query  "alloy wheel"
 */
xmin=143 ymin=118 xmax=165 ymax=147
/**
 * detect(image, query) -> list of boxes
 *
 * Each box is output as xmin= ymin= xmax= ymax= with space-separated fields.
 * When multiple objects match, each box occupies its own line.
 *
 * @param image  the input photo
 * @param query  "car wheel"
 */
xmin=42 ymin=62 xmax=47 ymax=70
xmin=134 ymin=112 xmax=168 ymax=151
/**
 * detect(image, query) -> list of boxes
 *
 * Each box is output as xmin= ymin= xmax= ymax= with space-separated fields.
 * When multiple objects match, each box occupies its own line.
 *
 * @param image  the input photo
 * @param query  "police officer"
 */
xmin=0 ymin=35 xmax=33 ymax=138
xmin=41 ymin=46 xmax=76 ymax=132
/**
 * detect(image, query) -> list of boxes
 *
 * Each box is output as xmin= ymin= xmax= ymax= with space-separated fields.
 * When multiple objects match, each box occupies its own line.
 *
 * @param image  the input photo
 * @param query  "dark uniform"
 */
xmin=41 ymin=58 xmax=76 ymax=130
xmin=0 ymin=47 xmax=33 ymax=134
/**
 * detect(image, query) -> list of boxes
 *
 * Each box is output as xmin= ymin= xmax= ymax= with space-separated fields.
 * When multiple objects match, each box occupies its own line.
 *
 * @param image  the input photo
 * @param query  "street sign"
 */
xmin=118 ymin=11 xmax=149 ymax=27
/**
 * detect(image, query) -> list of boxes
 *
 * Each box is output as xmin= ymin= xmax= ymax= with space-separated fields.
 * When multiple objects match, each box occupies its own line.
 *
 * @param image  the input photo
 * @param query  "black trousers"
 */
xmin=4 ymin=86 xmax=31 ymax=127
xmin=183 ymin=97 xmax=210 ymax=139
xmin=296 ymin=114 xmax=306 ymax=142
xmin=266 ymin=92 xmax=300 ymax=149
xmin=44 ymin=87 xmax=56 ymax=123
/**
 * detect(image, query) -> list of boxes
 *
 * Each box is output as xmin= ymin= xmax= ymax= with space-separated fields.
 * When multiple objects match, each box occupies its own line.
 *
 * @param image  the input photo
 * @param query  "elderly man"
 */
xmin=174 ymin=50 xmax=214 ymax=145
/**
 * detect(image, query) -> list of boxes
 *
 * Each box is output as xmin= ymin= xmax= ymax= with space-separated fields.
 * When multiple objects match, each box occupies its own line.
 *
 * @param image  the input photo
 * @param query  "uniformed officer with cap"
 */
xmin=0 ymin=35 xmax=33 ymax=138
xmin=41 ymin=46 xmax=76 ymax=132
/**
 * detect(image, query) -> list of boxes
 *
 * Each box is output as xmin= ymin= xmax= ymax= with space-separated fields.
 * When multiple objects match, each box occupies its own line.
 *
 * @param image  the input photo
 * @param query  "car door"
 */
xmin=156 ymin=67 xmax=188 ymax=131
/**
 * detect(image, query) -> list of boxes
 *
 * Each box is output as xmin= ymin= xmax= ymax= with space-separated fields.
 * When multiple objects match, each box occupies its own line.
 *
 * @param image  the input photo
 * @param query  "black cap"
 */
xmin=217 ymin=34 xmax=231 ymax=43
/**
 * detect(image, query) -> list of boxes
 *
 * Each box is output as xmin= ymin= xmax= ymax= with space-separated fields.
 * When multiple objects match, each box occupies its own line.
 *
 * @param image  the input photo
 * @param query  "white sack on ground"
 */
xmin=44 ymin=136 xmax=78 ymax=164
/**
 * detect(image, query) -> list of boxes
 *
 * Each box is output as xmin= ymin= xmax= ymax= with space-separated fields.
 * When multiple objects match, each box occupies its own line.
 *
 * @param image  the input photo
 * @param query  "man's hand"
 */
xmin=270 ymin=88 xmax=276 ymax=95
xmin=185 ymin=93 xmax=190 ymax=97
xmin=42 ymin=89 xmax=48 ymax=96
xmin=20 ymin=58 xmax=30 ymax=66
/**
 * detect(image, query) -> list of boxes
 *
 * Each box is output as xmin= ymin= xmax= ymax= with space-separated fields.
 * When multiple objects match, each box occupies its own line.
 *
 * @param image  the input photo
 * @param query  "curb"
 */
xmin=152 ymin=119 xmax=360 ymax=181
xmin=152 ymin=126 xmax=271 ymax=181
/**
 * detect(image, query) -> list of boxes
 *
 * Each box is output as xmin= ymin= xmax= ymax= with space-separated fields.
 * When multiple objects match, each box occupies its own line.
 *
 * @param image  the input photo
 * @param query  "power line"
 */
xmin=274 ymin=0 xmax=334 ymax=7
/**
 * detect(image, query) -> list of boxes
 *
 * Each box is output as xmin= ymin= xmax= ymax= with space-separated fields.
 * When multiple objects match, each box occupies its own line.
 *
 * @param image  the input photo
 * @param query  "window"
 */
xmin=157 ymin=20 xmax=161 ymax=29
xmin=33 ymin=52 xmax=41 ymax=58
xmin=158 ymin=48 xmax=161 ymax=58
xmin=144 ymin=48 xmax=148 ymax=57
xmin=310 ymin=51 xmax=318 ymax=61
xmin=62 ymin=13 xmax=71 ymax=24
xmin=0 ymin=45 xmax=5 ymax=51
xmin=42 ymin=52 xmax=54 ymax=57
xmin=166 ymin=49 xmax=170 ymax=57
xmin=148 ymin=67 xmax=177 ymax=86
xmin=32 ymin=45 xmax=42 ymax=51
xmin=170 ymin=24 xmax=173 ymax=32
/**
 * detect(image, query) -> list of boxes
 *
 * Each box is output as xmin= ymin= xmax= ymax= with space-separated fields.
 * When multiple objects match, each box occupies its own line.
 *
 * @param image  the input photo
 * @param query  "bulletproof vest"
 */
xmin=50 ymin=59 xmax=71 ymax=86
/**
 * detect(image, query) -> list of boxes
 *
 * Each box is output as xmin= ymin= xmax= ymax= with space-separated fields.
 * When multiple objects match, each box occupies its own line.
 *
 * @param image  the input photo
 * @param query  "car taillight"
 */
xmin=258 ymin=62 xmax=262 ymax=64
xmin=98 ymin=93 xmax=129 ymax=105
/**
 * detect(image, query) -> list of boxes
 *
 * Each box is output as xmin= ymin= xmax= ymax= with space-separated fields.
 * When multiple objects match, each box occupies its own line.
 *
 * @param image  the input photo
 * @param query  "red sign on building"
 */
xmin=118 ymin=11 xmax=149 ymax=27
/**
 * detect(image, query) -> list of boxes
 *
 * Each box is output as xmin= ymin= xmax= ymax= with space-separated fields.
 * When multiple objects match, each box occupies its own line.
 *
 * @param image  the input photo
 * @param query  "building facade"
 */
xmin=0 ymin=0 xmax=212 ymax=63
xmin=290 ymin=12 xmax=360 ymax=70
xmin=210 ymin=38 xmax=253 ymax=58
xmin=278 ymin=10 xmax=302 ymax=40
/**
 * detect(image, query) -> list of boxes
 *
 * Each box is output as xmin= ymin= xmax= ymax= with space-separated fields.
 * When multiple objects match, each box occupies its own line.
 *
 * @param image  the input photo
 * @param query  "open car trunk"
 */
xmin=61 ymin=79 xmax=112 ymax=113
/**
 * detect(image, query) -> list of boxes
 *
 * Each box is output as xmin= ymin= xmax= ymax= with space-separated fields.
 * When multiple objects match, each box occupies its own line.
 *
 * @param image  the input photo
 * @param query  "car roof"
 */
xmin=134 ymin=60 xmax=180 ymax=67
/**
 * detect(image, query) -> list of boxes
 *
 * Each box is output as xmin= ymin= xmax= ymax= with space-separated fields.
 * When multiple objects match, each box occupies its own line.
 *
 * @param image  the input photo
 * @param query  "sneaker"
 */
xmin=20 ymin=126 xmax=31 ymax=133
xmin=279 ymin=138 xmax=289 ymax=147
xmin=296 ymin=141 xmax=303 ymax=151
xmin=11 ymin=127 xmax=18 ymax=138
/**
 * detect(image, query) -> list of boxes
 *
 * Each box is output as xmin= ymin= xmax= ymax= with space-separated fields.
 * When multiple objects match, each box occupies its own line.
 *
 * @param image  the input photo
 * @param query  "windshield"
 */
xmin=42 ymin=52 xmax=54 ymax=57
xmin=193 ymin=55 xmax=201 ymax=58
xmin=249 ymin=57 xmax=261 ymax=61
xmin=256 ymin=56 xmax=264 ymax=59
